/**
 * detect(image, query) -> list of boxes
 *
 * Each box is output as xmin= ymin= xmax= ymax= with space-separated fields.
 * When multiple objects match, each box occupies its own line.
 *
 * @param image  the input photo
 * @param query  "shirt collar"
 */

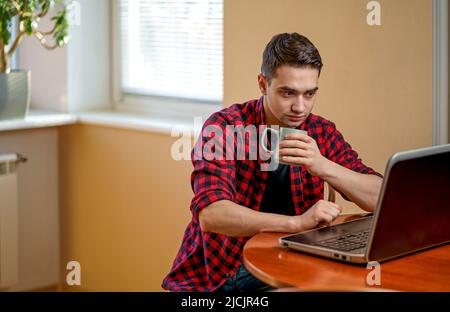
xmin=255 ymin=96 xmax=266 ymax=126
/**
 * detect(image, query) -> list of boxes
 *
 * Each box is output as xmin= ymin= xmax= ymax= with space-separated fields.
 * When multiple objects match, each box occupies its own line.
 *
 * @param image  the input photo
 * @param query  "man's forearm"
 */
xmin=199 ymin=200 xmax=296 ymax=237
xmin=320 ymin=158 xmax=383 ymax=212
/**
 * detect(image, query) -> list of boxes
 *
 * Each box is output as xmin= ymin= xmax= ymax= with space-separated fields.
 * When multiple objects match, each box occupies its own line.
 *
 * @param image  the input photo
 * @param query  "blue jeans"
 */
xmin=215 ymin=263 xmax=275 ymax=292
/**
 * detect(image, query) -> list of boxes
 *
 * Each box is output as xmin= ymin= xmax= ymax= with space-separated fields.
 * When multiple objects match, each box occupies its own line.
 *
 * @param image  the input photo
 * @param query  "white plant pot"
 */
xmin=0 ymin=70 xmax=31 ymax=121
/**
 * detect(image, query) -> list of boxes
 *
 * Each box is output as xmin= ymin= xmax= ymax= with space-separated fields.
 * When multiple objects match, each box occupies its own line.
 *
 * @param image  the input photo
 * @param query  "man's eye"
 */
xmin=305 ymin=92 xmax=315 ymax=98
xmin=282 ymin=91 xmax=293 ymax=97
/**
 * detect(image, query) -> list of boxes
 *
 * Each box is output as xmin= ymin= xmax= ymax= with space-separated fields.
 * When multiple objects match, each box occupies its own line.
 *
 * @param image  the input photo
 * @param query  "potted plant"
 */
xmin=0 ymin=0 xmax=69 ymax=121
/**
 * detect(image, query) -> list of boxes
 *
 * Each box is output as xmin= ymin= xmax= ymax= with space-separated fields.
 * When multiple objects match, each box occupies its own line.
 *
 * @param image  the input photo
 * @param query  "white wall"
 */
xmin=19 ymin=0 xmax=111 ymax=113
xmin=68 ymin=0 xmax=111 ymax=113
xmin=19 ymin=37 xmax=68 ymax=112
xmin=0 ymin=128 xmax=59 ymax=291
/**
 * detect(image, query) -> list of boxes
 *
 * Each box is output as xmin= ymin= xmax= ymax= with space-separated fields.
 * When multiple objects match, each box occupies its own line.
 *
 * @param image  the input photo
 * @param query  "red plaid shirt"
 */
xmin=162 ymin=96 xmax=382 ymax=292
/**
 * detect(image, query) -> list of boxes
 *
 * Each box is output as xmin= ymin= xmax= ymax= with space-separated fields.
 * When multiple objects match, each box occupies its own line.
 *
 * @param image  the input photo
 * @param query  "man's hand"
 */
xmin=278 ymin=132 xmax=382 ymax=213
xmin=289 ymin=200 xmax=342 ymax=232
xmin=278 ymin=132 xmax=328 ymax=176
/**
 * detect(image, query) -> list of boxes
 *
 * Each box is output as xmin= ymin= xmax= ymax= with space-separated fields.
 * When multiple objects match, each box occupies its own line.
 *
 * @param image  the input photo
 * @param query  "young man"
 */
xmin=162 ymin=33 xmax=383 ymax=292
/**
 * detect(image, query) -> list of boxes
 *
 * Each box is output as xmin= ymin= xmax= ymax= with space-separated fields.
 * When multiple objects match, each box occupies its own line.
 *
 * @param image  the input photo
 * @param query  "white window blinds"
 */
xmin=119 ymin=0 xmax=223 ymax=102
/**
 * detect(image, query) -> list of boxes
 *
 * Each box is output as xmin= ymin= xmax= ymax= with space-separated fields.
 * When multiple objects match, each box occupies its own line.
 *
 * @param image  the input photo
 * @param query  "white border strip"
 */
xmin=432 ymin=0 xmax=449 ymax=145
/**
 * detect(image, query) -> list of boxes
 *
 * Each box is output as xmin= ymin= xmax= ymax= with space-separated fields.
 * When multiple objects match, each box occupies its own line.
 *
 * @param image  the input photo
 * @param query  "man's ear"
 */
xmin=257 ymin=73 xmax=267 ymax=95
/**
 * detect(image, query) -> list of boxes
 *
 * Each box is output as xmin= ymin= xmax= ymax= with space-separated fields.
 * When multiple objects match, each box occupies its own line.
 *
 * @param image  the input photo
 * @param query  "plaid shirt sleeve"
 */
xmin=324 ymin=121 xmax=383 ymax=177
xmin=323 ymin=121 xmax=383 ymax=201
xmin=189 ymin=113 xmax=237 ymax=221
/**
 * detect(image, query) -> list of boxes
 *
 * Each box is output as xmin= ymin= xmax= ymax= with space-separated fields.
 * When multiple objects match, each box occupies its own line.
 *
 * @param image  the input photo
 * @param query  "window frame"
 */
xmin=111 ymin=0 xmax=223 ymax=120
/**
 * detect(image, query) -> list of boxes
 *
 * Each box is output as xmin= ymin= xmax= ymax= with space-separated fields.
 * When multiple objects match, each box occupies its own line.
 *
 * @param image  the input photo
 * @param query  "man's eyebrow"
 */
xmin=277 ymin=86 xmax=319 ymax=93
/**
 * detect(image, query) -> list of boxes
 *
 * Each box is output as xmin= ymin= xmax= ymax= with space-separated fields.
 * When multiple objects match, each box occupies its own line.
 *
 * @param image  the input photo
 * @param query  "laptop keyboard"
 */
xmin=316 ymin=230 xmax=370 ymax=252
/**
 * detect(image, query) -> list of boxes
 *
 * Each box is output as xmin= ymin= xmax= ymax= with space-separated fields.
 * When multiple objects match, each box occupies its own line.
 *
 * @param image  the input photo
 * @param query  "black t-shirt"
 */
xmin=259 ymin=164 xmax=296 ymax=216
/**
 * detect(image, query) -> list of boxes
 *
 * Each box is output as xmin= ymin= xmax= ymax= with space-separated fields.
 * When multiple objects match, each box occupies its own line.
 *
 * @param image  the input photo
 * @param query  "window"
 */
xmin=115 ymin=0 xmax=223 ymax=113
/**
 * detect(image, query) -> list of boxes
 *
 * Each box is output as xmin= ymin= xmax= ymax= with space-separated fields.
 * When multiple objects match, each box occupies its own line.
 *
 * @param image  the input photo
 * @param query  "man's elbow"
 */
xmin=198 ymin=207 xmax=211 ymax=232
xmin=198 ymin=201 xmax=222 ymax=232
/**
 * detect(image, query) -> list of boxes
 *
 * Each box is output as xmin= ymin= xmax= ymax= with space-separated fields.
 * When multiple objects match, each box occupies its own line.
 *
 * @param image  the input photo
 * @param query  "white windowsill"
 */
xmin=77 ymin=110 xmax=198 ymax=135
xmin=0 ymin=109 xmax=205 ymax=135
xmin=0 ymin=110 xmax=77 ymax=132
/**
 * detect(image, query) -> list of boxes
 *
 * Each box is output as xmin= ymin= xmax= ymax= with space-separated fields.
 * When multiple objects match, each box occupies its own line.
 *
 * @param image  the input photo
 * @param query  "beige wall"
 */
xmin=59 ymin=0 xmax=433 ymax=290
xmin=59 ymin=125 xmax=192 ymax=291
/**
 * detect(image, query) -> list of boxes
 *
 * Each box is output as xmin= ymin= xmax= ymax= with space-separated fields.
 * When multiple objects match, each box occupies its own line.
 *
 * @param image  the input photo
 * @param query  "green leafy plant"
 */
xmin=0 ymin=0 xmax=69 ymax=73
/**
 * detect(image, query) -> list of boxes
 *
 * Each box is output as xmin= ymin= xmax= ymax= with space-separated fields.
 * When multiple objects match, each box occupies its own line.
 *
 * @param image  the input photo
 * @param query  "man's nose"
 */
xmin=291 ymin=96 xmax=306 ymax=113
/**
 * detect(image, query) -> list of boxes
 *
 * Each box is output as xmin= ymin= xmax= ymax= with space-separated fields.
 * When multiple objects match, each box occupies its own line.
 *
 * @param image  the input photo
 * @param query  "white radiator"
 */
xmin=0 ymin=153 xmax=26 ymax=289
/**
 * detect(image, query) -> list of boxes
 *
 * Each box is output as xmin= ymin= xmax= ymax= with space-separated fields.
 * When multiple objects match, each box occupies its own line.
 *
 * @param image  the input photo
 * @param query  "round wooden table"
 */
xmin=243 ymin=214 xmax=450 ymax=291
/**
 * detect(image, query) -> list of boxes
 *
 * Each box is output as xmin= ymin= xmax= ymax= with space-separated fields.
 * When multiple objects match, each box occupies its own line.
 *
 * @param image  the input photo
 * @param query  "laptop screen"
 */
xmin=368 ymin=146 xmax=450 ymax=261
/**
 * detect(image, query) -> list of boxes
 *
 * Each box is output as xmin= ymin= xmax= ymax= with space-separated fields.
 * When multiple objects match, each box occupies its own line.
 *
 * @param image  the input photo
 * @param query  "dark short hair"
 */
xmin=261 ymin=32 xmax=323 ymax=83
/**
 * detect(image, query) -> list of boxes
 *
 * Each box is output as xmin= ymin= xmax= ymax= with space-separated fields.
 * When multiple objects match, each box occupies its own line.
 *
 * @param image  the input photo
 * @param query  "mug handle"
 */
xmin=261 ymin=127 xmax=279 ymax=153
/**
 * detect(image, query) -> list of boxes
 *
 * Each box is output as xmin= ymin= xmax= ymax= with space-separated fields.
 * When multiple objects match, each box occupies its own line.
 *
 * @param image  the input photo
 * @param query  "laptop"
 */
xmin=279 ymin=144 xmax=450 ymax=264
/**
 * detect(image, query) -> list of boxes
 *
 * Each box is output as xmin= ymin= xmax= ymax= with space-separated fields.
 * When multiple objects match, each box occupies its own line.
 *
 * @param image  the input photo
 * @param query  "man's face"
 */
xmin=259 ymin=65 xmax=320 ymax=128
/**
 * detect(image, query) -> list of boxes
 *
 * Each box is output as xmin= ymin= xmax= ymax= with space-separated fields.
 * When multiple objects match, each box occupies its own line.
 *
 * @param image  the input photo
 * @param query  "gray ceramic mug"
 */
xmin=261 ymin=127 xmax=308 ymax=165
